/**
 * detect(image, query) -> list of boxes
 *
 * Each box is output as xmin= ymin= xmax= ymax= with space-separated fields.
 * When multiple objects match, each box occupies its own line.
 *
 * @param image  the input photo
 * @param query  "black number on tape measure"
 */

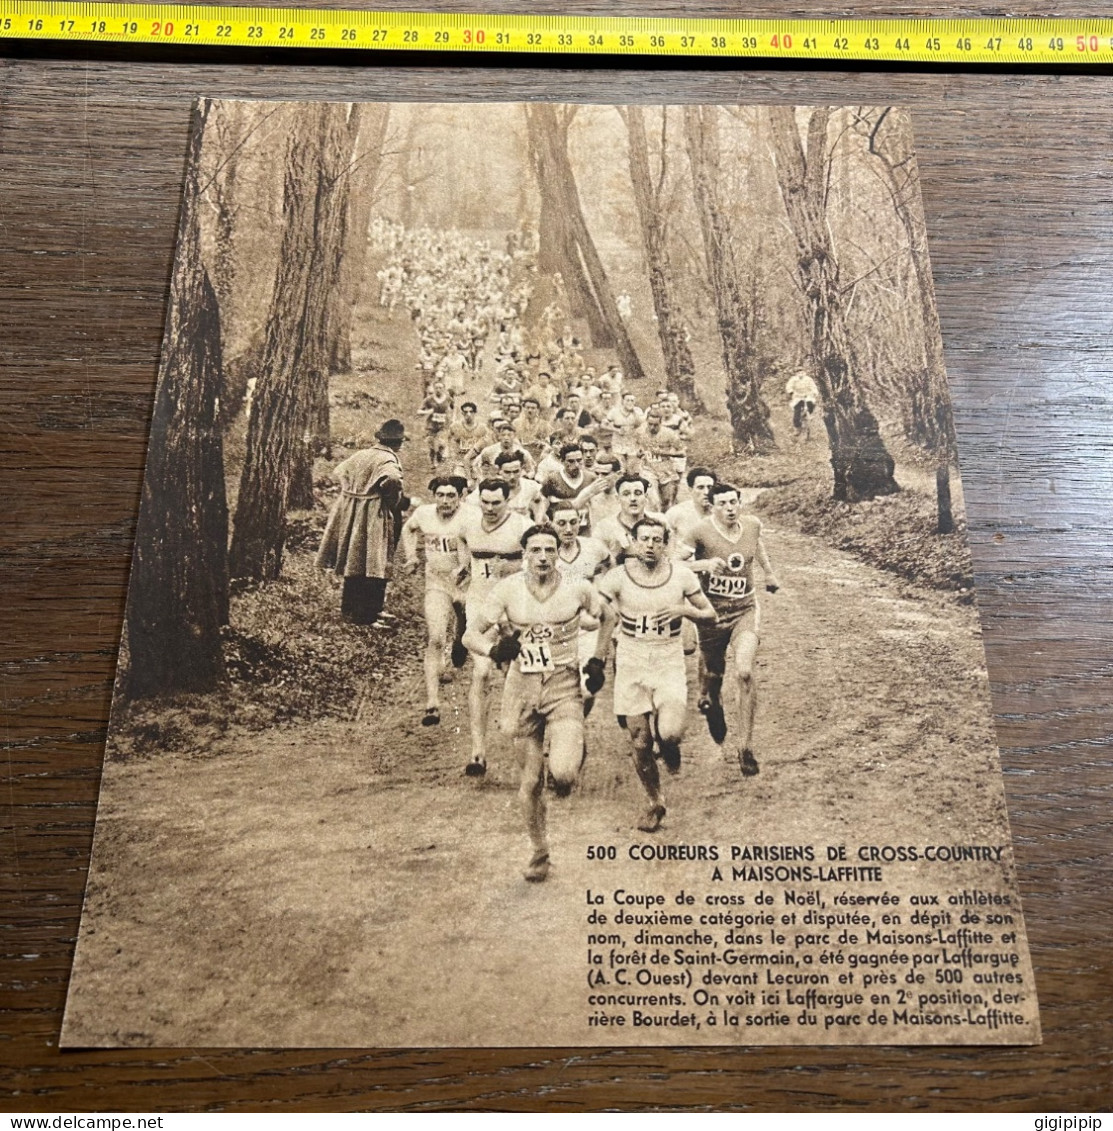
xmin=403 ymin=30 xmax=418 ymax=42
xmin=588 ymin=34 xmax=604 ymax=46
xmin=834 ymin=36 xmax=848 ymax=48
xmin=895 ymin=37 xmax=909 ymax=49
xmin=557 ymin=33 xmax=572 ymax=45
xmin=27 ymin=17 xmax=43 ymax=29
xmin=122 ymin=21 xmax=137 ymax=33
xmin=680 ymin=35 xmax=695 ymax=47
xmin=247 ymin=25 xmax=264 ymax=38
xmin=925 ymin=36 xmax=940 ymax=49
xmin=710 ymin=36 xmax=726 ymax=48
xmin=650 ymin=34 xmax=665 ymax=47
xmin=343 ymin=28 xmax=360 ymax=40
xmin=1 ymin=17 xmax=12 ymax=29
xmin=618 ymin=34 xmax=633 ymax=46
xmin=59 ymin=18 xmax=74 ymax=30
xmin=278 ymin=26 xmax=294 ymax=39
xmin=527 ymin=32 xmax=542 ymax=44
xmin=309 ymin=27 xmax=324 ymax=39
xmin=1048 ymin=36 xmax=1064 ymax=49
xmin=184 ymin=23 xmax=198 ymax=35
xmin=1017 ymin=36 xmax=1033 ymax=49
xmin=955 ymin=37 xmax=972 ymax=50
xmin=434 ymin=30 xmax=450 ymax=43
xmin=864 ymin=36 xmax=879 ymax=49
xmin=496 ymin=32 xmax=509 ymax=44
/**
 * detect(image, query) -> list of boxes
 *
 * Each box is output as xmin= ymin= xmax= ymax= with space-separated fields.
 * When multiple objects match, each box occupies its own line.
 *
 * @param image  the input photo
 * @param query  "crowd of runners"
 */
xmin=369 ymin=222 xmax=783 ymax=883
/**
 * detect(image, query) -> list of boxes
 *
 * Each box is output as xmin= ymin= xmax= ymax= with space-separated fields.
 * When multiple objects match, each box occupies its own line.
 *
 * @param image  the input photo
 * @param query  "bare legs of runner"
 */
xmin=466 ymin=654 xmax=495 ymax=775
xmin=624 ymin=697 xmax=685 ymax=832
xmin=732 ymin=629 xmax=760 ymax=775
xmin=421 ymin=591 xmax=452 ymax=724
xmin=699 ymin=621 xmax=761 ymax=776
xmin=515 ymin=717 xmax=583 ymax=881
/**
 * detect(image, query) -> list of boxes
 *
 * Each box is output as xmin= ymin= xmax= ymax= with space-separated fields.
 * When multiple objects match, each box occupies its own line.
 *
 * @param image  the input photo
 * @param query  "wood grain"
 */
xmin=2 ymin=32 xmax=1111 ymax=1110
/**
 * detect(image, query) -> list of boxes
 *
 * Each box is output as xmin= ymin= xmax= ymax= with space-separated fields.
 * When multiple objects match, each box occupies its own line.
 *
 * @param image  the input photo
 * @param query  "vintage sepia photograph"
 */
xmin=61 ymin=100 xmax=1039 ymax=1048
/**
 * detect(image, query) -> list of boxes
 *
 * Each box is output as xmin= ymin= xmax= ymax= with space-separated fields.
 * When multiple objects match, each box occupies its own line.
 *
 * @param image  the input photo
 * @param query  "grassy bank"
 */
xmin=718 ymin=448 xmax=975 ymax=598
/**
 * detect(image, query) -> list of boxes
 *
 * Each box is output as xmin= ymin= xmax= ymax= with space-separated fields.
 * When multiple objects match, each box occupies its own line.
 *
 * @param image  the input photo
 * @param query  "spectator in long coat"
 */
xmin=316 ymin=419 xmax=407 ymax=625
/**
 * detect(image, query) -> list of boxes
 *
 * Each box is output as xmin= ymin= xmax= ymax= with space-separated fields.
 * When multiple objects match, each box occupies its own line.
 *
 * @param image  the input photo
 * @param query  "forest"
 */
xmin=119 ymin=100 xmax=968 ymax=713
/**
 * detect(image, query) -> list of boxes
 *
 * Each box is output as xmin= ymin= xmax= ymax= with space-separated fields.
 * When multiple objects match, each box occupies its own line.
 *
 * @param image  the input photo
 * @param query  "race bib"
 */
xmin=518 ymin=643 xmax=555 ymax=674
xmin=430 ymin=412 xmax=447 ymax=427
xmin=621 ymin=612 xmax=681 ymax=639
xmin=707 ymin=572 xmax=751 ymax=599
xmin=423 ymin=534 xmax=456 ymax=555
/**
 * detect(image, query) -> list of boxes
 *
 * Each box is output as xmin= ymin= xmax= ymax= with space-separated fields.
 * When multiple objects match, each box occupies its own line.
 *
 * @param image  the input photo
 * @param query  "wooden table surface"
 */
xmin=2 ymin=8 xmax=1112 ymax=1109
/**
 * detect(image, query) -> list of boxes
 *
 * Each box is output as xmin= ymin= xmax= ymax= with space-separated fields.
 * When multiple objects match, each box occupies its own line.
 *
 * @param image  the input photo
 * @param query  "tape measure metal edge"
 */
xmin=2 ymin=3 xmax=1112 ymax=64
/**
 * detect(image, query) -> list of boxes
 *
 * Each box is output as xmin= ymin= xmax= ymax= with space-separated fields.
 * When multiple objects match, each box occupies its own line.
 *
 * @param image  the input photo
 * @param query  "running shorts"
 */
xmin=499 ymin=664 xmax=583 ymax=740
xmin=697 ymin=598 xmax=760 ymax=658
xmin=612 ymin=644 xmax=688 ymax=717
xmin=425 ymin=571 xmax=463 ymax=602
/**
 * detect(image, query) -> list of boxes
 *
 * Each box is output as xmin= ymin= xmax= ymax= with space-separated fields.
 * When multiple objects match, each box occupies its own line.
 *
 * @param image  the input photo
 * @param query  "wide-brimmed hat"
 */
xmin=376 ymin=419 xmax=407 ymax=443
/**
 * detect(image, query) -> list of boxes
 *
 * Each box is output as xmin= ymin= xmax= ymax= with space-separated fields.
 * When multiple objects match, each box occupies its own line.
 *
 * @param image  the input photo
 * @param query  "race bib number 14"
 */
xmin=518 ymin=644 xmax=554 ymax=674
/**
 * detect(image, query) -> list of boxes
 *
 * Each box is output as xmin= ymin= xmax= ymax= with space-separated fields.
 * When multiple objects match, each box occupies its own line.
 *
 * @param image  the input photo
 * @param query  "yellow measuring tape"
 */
xmin=2 ymin=3 xmax=1112 ymax=63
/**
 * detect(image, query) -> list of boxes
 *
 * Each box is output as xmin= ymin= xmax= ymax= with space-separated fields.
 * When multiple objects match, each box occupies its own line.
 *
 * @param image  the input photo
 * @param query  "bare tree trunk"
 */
xmin=767 ymin=106 xmax=899 ymax=501
xmin=125 ymin=100 xmax=228 ymax=698
xmin=229 ymin=102 xmax=351 ymax=579
xmin=527 ymin=104 xmax=607 ymax=343
xmin=399 ymin=109 xmax=418 ymax=227
xmin=684 ymin=105 xmax=775 ymax=452
xmin=321 ymin=103 xmax=362 ymax=383
xmin=208 ymin=104 xmax=240 ymax=312
xmin=861 ymin=108 xmax=958 ymax=532
xmin=526 ymin=104 xmax=645 ymax=379
xmin=328 ymin=103 xmax=390 ymax=379
xmin=623 ymin=106 xmax=703 ymax=410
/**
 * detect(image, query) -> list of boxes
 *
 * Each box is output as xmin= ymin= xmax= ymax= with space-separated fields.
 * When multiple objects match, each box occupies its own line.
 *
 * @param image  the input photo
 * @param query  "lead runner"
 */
xmin=463 ymin=524 xmax=614 ymax=883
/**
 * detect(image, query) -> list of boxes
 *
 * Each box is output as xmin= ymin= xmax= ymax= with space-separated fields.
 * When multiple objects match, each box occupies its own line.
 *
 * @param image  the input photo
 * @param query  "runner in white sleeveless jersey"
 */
xmin=457 ymin=478 xmax=531 ymax=776
xmin=464 ymin=524 xmax=613 ymax=882
xmin=596 ymin=518 xmax=715 ymax=833
xmin=446 ymin=401 xmax=488 ymax=479
xmin=493 ymin=450 xmax=546 ymax=522
xmin=687 ymin=482 xmax=780 ymax=777
xmin=400 ymin=476 xmax=468 ymax=727
xmin=593 ymin=474 xmax=668 ymax=564
xmin=550 ymin=502 xmax=612 ymax=713
xmin=664 ymin=466 xmax=717 ymax=555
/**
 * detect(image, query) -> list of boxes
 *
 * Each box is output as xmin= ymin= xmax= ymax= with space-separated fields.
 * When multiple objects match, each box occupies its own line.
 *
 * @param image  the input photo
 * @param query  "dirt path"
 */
xmin=63 ymin=520 xmax=1006 ymax=1047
